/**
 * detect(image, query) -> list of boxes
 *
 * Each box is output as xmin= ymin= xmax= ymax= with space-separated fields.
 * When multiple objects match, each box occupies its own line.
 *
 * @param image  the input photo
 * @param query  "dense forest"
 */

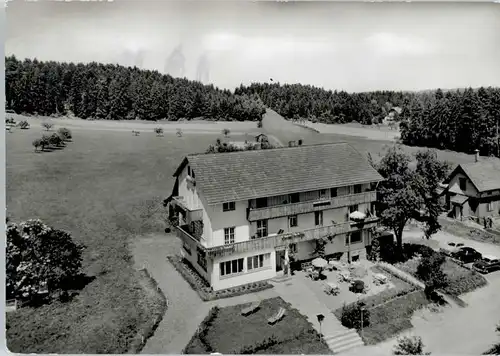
xmin=5 ymin=56 xmax=266 ymax=122
xmin=6 ymin=56 xmax=500 ymax=157
xmin=236 ymin=83 xmax=500 ymax=157
xmin=236 ymin=83 xmax=408 ymax=125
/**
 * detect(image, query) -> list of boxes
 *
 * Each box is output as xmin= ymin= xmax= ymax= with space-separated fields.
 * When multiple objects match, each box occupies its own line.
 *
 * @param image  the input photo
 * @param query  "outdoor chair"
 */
xmin=241 ymin=300 xmax=261 ymax=316
xmin=268 ymin=307 xmax=286 ymax=325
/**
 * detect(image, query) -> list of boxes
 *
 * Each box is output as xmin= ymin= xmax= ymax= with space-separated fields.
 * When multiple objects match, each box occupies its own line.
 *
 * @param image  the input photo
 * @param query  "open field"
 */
xmin=5 ymin=125 xmax=245 ymax=353
xmin=8 ymin=113 xmax=260 ymax=134
xmin=301 ymin=120 xmax=401 ymax=142
xmin=262 ymin=109 xmax=481 ymax=167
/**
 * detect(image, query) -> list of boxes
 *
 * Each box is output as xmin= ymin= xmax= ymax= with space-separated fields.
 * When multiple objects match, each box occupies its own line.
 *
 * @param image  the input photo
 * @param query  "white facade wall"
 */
xmin=210 ymin=248 xmax=277 ymax=291
xmin=175 ymin=168 xmax=377 ymax=290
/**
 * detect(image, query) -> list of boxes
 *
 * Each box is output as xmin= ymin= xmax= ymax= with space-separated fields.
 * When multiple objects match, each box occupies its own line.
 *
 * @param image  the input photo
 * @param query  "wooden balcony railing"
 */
xmin=171 ymin=196 xmax=203 ymax=223
xmin=177 ymin=224 xmax=204 ymax=244
xmin=247 ymin=191 xmax=377 ymax=221
xmin=203 ymin=217 xmax=379 ymax=258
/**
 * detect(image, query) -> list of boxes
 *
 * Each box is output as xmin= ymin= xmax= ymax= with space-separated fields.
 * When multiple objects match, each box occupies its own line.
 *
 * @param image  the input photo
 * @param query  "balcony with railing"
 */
xmin=247 ymin=191 xmax=377 ymax=221
xmin=177 ymin=223 xmax=205 ymax=245
xmin=203 ymin=216 xmax=379 ymax=258
xmin=171 ymin=196 xmax=203 ymax=223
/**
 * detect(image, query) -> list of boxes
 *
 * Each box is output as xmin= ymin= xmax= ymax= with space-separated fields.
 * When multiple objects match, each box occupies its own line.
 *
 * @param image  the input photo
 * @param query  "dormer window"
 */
xmin=187 ymin=166 xmax=191 ymax=176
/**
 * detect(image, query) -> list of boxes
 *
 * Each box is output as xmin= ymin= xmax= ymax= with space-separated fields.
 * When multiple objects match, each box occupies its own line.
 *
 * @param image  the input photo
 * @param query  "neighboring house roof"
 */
xmin=446 ymin=158 xmax=500 ymax=193
xmin=174 ymin=143 xmax=384 ymax=205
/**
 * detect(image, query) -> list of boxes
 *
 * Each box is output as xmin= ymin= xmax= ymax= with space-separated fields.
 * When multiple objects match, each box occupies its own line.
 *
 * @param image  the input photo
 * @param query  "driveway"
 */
xmin=403 ymin=227 xmax=500 ymax=260
xmin=131 ymin=233 xmax=211 ymax=354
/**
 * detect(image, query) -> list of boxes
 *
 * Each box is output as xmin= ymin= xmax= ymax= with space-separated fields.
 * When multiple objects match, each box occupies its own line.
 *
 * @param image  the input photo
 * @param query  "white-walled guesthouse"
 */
xmin=166 ymin=143 xmax=384 ymax=291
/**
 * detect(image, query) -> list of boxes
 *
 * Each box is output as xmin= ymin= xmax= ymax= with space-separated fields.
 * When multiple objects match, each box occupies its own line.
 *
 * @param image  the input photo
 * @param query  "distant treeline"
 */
xmin=236 ymin=83 xmax=500 ymax=157
xmin=5 ymin=56 xmax=266 ymax=122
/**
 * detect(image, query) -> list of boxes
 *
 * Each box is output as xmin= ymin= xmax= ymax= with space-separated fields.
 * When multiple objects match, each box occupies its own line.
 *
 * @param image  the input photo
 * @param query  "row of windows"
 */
xmin=220 ymin=253 xmax=271 ymax=277
xmin=223 ymin=204 xmax=370 ymax=243
xmin=222 ymin=185 xmax=370 ymax=212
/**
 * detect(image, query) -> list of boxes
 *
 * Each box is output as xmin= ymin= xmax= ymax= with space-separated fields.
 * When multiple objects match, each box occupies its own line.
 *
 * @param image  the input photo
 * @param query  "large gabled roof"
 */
xmin=446 ymin=158 xmax=500 ymax=193
xmin=173 ymin=142 xmax=384 ymax=205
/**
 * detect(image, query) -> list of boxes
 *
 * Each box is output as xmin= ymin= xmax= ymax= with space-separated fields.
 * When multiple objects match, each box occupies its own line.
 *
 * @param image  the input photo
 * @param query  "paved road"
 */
xmin=403 ymin=227 xmax=500 ymax=259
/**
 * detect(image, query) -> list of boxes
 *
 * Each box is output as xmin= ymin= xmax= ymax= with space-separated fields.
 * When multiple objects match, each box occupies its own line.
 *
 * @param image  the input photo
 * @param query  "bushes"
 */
xmin=154 ymin=127 xmax=164 ymax=137
xmin=349 ymin=280 xmax=366 ymax=294
xmin=340 ymin=301 xmax=370 ymax=329
xmin=41 ymin=122 xmax=54 ymax=131
xmin=19 ymin=120 xmax=30 ymax=129
xmin=393 ymin=335 xmax=431 ymax=355
xmin=32 ymin=128 xmax=73 ymax=153
xmin=222 ymin=128 xmax=231 ymax=137
xmin=416 ymin=253 xmax=448 ymax=292
xmin=57 ymin=128 xmax=72 ymax=140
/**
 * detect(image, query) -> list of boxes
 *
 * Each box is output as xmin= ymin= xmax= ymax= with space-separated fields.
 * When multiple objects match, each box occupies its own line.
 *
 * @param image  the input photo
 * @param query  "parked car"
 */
xmin=441 ymin=242 xmax=465 ymax=256
xmin=473 ymin=255 xmax=500 ymax=274
xmin=451 ymin=247 xmax=482 ymax=263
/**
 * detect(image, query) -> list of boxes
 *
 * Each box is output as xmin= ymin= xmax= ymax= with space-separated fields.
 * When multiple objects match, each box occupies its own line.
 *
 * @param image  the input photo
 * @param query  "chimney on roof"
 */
xmin=475 ymin=149 xmax=480 ymax=163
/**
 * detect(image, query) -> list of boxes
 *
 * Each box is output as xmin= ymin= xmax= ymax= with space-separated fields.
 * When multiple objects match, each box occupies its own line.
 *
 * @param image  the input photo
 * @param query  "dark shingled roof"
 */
xmin=447 ymin=158 xmax=500 ymax=193
xmin=175 ymin=143 xmax=384 ymax=205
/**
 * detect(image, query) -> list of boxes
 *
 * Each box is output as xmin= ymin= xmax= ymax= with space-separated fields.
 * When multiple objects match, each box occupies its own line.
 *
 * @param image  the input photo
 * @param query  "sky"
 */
xmin=5 ymin=0 xmax=500 ymax=92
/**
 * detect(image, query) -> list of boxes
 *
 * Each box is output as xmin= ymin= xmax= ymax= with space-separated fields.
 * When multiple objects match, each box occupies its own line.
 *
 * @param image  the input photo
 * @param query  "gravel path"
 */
xmin=131 ymin=234 xmax=211 ymax=354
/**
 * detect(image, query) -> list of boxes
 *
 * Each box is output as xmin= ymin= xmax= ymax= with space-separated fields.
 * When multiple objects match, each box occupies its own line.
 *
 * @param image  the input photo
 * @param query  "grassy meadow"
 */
xmin=5 ymin=109 xmax=477 ymax=353
xmin=5 ymin=124 xmax=239 ymax=353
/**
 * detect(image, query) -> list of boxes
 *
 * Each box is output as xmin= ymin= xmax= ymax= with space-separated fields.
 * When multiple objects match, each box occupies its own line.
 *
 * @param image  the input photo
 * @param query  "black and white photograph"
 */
xmin=4 ymin=0 xmax=500 ymax=355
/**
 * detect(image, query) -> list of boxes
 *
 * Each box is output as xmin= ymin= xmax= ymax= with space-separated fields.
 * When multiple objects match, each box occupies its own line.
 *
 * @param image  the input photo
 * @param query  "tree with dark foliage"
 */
xmin=372 ymin=147 xmax=450 ymax=256
xmin=6 ymin=219 xmax=85 ymax=303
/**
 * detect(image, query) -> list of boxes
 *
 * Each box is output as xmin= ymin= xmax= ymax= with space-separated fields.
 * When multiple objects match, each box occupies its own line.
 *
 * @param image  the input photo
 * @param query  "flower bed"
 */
xmin=183 ymin=297 xmax=330 ymax=354
xmin=167 ymin=255 xmax=273 ymax=301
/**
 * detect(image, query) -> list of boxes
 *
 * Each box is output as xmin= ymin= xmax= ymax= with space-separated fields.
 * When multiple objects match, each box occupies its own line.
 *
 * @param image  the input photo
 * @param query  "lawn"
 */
xmin=183 ymin=297 xmax=330 ymax=354
xmin=396 ymin=256 xmax=488 ymax=297
xmin=5 ymin=125 xmax=242 ymax=353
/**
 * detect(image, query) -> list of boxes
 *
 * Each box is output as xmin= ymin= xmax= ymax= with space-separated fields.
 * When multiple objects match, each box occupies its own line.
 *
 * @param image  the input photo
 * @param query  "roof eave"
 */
xmin=172 ymin=157 xmax=189 ymax=177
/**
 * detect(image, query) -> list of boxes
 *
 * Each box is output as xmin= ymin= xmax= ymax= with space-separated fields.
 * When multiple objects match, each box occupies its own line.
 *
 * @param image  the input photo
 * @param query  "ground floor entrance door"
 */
xmin=276 ymin=250 xmax=285 ymax=272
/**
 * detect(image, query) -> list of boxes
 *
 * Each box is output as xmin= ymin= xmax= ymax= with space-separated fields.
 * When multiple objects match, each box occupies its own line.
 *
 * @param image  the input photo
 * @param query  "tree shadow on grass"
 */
xmin=26 ymin=274 xmax=97 ymax=307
